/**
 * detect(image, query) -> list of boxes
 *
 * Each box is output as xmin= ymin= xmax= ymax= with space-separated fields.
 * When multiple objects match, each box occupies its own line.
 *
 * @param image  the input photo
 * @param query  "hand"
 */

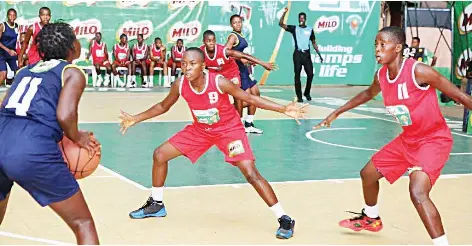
xmin=76 ymin=131 xmax=101 ymax=158
xmin=319 ymin=56 xmax=324 ymax=63
xmin=262 ymin=62 xmax=278 ymax=71
xmin=8 ymin=49 xmax=17 ymax=57
xmin=284 ymin=97 xmax=309 ymax=125
xmin=119 ymin=110 xmax=138 ymax=135
xmin=313 ymin=112 xmax=338 ymax=129
xmin=284 ymin=7 xmax=289 ymax=12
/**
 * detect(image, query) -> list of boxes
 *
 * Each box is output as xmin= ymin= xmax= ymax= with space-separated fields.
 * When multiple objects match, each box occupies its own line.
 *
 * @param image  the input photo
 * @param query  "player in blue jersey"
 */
xmin=225 ymin=14 xmax=263 ymax=134
xmin=0 ymin=23 xmax=100 ymax=244
xmin=0 ymin=8 xmax=19 ymax=87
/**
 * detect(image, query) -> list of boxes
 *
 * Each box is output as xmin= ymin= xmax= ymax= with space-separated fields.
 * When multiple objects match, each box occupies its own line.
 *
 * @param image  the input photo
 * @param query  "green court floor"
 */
xmin=80 ymin=117 xmax=472 ymax=188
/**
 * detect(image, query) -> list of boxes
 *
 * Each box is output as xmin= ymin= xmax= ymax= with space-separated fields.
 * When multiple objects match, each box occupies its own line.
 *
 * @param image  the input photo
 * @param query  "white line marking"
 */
xmin=0 ymin=231 xmax=72 ymax=245
xmin=161 ymin=173 xmax=472 ymax=189
xmin=306 ymin=127 xmax=472 ymax=155
xmin=98 ymin=165 xmax=147 ymax=190
xmin=344 ymin=109 xmax=472 ymax=139
xmin=78 ymin=116 xmax=369 ymax=124
xmin=306 ymin=127 xmax=378 ymax=151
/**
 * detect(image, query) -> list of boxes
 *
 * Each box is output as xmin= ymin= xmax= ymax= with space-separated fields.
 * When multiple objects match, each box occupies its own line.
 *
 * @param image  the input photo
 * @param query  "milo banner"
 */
xmin=451 ymin=1 xmax=472 ymax=133
xmin=0 ymin=0 xmax=380 ymax=86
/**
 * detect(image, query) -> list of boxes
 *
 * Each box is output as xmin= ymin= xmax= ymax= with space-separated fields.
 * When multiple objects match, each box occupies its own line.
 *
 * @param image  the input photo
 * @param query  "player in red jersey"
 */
xmin=201 ymin=30 xmax=274 ymax=125
xmin=18 ymin=7 xmax=50 ymax=67
xmin=16 ymin=32 xmax=28 ymax=68
xmin=111 ymin=33 xmax=131 ymax=88
xmin=132 ymin=34 xmax=149 ymax=88
xmin=147 ymin=37 xmax=168 ymax=87
xmin=167 ymin=38 xmax=185 ymax=83
xmin=119 ymin=48 xmax=308 ymax=239
xmin=86 ymin=32 xmax=112 ymax=87
xmin=315 ymin=26 xmax=472 ymax=245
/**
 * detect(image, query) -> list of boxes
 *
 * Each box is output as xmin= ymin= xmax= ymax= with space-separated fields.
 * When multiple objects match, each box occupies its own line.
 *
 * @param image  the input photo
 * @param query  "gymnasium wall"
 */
xmin=0 ymin=0 xmax=380 ymax=86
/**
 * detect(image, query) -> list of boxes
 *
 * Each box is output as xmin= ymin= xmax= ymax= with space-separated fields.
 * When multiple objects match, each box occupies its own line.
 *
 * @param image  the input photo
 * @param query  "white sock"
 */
xmin=151 ymin=187 xmax=164 ymax=202
xmin=432 ymin=235 xmax=449 ymax=245
xmin=149 ymin=75 xmax=153 ymax=85
xmin=171 ymin=76 xmax=175 ymax=82
xmin=144 ymin=76 xmax=149 ymax=83
xmin=364 ymin=204 xmax=379 ymax=218
xmin=246 ymin=115 xmax=254 ymax=123
xmin=269 ymin=202 xmax=286 ymax=219
xmin=132 ymin=75 xmax=136 ymax=82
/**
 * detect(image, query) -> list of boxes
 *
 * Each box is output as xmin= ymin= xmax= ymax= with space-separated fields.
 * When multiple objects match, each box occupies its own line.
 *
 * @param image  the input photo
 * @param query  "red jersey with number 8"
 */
xmin=200 ymin=44 xmax=240 ymax=84
xmin=179 ymin=71 xmax=241 ymax=132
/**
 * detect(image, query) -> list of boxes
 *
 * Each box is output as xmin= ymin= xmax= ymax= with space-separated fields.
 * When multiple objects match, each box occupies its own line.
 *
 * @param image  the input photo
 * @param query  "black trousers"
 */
xmin=293 ymin=50 xmax=313 ymax=99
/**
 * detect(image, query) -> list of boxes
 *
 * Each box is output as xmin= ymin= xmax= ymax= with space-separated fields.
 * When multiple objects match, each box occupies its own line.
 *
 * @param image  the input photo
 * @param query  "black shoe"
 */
xmin=304 ymin=94 xmax=312 ymax=101
xmin=129 ymin=197 xmax=167 ymax=219
xmin=297 ymin=97 xmax=303 ymax=103
xmin=276 ymin=215 xmax=295 ymax=239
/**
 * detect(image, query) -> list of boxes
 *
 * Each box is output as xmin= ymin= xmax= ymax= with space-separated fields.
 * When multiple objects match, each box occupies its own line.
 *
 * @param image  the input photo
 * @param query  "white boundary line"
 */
xmin=98 ymin=165 xmax=147 ymax=190
xmin=305 ymin=127 xmax=472 ymax=156
xmin=95 ymin=163 xmax=472 ymax=190
xmin=0 ymin=231 xmax=72 ymax=245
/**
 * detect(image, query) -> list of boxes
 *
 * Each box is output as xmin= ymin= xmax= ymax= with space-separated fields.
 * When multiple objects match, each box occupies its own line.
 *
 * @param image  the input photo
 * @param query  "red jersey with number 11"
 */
xmin=377 ymin=58 xmax=451 ymax=145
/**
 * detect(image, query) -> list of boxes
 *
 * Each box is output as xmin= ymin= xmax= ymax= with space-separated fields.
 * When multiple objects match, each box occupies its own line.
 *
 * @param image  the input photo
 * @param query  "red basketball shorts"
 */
xmin=221 ymin=70 xmax=241 ymax=85
xmin=168 ymin=124 xmax=255 ymax=165
xmin=113 ymin=60 xmax=130 ymax=67
xmin=93 ymin=59 xmax=110 ymax=66
xmin=146 ymin=59 xmax=164 ymax=68
xmin=371 ymin=135 xmax=453 ymax=186
xmin=27 ymin=49 xmax=41 ymax=65
xmin=167 ymin=59 xmax=181 ymax=68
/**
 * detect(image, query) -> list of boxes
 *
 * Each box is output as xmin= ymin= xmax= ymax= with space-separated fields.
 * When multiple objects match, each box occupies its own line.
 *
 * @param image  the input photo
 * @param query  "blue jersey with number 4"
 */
xmin=0 ymin=59 xmax=72 ymax=139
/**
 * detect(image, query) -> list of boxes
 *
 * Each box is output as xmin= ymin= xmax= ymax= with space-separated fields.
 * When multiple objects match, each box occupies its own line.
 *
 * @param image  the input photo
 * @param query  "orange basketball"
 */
xmin=58 ymin=135 xmax=101 ymax=179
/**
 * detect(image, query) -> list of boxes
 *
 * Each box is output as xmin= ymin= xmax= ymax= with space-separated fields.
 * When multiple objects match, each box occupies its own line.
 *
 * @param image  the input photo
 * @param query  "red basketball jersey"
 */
xmin=200 ymin=44 xmax=240 ymax=79
xmin=172 ymin=46 xmax=185 ymax=60
xmin=114 ymin=43 xmax=129 ymax=62
xmin=378 ymin=58 xmax=451 ymax=144
xmin=27 ymin=22 xmax=42 ymax=64
xmin=179 ymin=71 xmax=242 ymax=132
xmin=150 ymin=44 xmax=163 ymax=59
xmin=133 ymin=42 xmax=147 ymax=60
xmin=90 ymin=40 xmax=106 ymax=63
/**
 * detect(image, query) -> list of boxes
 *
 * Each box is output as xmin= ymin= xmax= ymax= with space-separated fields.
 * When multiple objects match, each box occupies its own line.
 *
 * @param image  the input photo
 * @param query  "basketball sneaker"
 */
xmin=244 ymin=121 xmax=263 ymax=134
xmin=276 ymin=215 xmax=295 ymax=239
xmin=129 ymin=197 xmax=167 ymax=219
xmin=339 ymin=209 xmax=383 ymax=232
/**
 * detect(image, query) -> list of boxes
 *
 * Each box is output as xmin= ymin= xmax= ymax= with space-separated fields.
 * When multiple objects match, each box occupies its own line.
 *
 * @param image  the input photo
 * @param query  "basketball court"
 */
xmin=0 ymin=86 xmax=471 ymax=244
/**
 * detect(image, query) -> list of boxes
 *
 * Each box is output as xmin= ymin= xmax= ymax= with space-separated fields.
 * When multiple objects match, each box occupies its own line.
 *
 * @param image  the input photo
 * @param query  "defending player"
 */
xmin=119 ymin=48 xmax=306 ymax=239
xmin=225 ymin=14 xmax=263 ymax=134
xmin=315 ymin=26 xmax=472 ymax=245
xmin=18 ymin=7 xmax=51 ymax=67
xmin=0 ymin=23 xmax=100 ymax=244
xmin=200 ymin=30 xmax=274 ymax=128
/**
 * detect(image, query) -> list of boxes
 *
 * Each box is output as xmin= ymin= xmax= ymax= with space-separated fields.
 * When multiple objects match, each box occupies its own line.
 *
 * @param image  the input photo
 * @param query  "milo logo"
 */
xmin=459 ymin=3 xmax=472 ymax=35
xmin=455 ymin=48 xmax=472 ymax=79
xmin=69 ymin=18 xmax=102 ymax=40
xmin=117 ymin=20 xmax=153 ymax=41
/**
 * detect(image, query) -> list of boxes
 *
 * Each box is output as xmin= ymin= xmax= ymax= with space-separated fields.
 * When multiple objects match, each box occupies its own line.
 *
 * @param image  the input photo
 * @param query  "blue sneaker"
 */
xmin=276 ymin=215 xmax=295 ymax=239
xmin=129 ymin=197 xmax=167 ymax=219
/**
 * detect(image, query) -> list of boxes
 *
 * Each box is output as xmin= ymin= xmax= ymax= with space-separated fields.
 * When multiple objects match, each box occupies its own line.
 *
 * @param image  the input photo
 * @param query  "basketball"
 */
xmin=58 ymin=135 xmax=101 ymax=179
